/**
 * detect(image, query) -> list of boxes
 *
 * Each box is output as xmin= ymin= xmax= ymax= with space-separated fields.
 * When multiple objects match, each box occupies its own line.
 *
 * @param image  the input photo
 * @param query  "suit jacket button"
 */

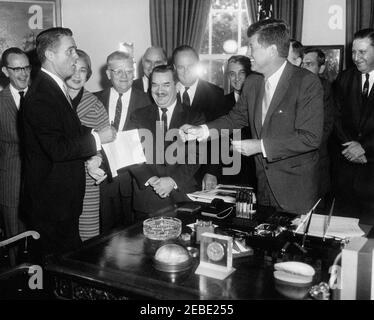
xmin=265 ymin=166 xmax=269 ymax=170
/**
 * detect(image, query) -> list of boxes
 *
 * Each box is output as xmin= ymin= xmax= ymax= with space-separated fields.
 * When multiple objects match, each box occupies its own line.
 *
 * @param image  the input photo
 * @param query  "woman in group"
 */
xmin=66 ymin=49 xmax=109 ymax=241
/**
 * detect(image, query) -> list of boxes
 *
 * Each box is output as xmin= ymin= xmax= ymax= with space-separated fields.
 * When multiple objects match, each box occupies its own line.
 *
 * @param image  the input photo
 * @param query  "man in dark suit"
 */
xmin=302 ymin=48 xmax=335 ymax=208
xmin=172 ymin=45 xmax=226 ymax=190
xmin=21 ymin=27 xmax=116 ymax=257
xmin=128 ymin=65 xmax=204 ymax=218
xmin=0 ymin=47 xmax=30 ymax=265
xmin=221 ymin=55 xmax=256 ymax=187
xmin=95 ymin=51 xmax=151 ymax=231
xmin=133 ymin=46 xmax=167 ymax=94
xmin=333 ymin=28 xmax=374 ymax=224
xmin=180 ymin=19 xmax=324 ymax=215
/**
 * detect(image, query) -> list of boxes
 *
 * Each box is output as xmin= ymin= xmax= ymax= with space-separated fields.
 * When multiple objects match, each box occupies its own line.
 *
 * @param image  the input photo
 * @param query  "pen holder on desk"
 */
xmin=195 ymin=220 xmax=215 ymax=243
xmin=235 ymin=189 xmax=256 ymax=219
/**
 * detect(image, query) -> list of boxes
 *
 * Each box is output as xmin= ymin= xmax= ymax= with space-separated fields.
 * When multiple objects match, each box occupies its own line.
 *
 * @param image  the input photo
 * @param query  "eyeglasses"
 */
xmin=109 ymin=68 xmax=134 ymax=77
xmin=6 ymin=65 xmax=32 ymax=74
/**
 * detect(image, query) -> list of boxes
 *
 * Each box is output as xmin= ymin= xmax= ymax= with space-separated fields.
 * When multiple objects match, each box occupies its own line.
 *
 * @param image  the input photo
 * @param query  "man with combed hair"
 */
xmin=21 ymin=27 xmax=116 ymax=257
xmin=180 ymin=19 xmax=324 ymax=215
xmin=0 ymin=47 xmax=31 ymax=265
xmin=133 ymin=46 xmax=167 ymax=93
xmin=95 ymin=51 xmax=150 ymax=231
xmin=333 ymin=28 xmax=374 ymax=224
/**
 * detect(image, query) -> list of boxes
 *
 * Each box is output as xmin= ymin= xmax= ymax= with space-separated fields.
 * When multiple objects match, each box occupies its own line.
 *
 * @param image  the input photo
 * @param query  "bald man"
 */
xmin=133 ymin=46 xmax=167 ymax=93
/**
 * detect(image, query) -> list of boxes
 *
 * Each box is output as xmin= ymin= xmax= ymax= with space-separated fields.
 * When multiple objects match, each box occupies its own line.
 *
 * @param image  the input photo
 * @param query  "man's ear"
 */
xmin=45 ymin=48 xmax=54 ymax=62
xmin=1 ymin=66 xmax=9 ymax=78
xmin=105 ymin=69 xmax=111 ymax=81
xmin=318 ymin=65 xmax=326 ymax=74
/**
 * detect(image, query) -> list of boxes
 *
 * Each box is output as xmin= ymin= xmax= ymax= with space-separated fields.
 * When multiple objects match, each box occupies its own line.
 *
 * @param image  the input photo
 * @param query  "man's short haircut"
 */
xmin=172 ymin=45 xmax=199 ymax=64
xmin=150 ymin=64 xmax=178 ymax=84
xmin=144 ymin=46 xmax=167 ymax=62
xmin=353 ymin=28 xmax=374 ymax=46
xmin=36 ymin=27 xmax=73 ymax=64
xmin=290 ymin=39 xmax=304 ymax=58
xmin=247 ymin=19 xmax=290 ymax=58
xmin=227 ymin=55 xmax=252 ymax=76
xmin=106 ymin=50 xmax=133 ymax=66
xmin=303 ymin=47 xmax=326 ymax=67
xmin=1 ymin=47 xmax=27 ymax=67
xmin=76 ymin=49 xmax=92 ymax=80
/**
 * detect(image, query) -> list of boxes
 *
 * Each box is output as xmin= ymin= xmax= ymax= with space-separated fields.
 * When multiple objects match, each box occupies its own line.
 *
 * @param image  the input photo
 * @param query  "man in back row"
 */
xmin=180 ymin=19 xmax=324 ymax=215
xmin=172 ymin=45 xmax=227 ymax=190
xmin=133 ymin=46 xmax=167 ymax=94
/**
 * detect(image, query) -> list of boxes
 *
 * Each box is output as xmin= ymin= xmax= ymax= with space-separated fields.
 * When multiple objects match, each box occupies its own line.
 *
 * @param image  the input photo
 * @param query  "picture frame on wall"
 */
xmin=303 ymin=45 xmax=344 ymax=83
xmin=0 ymin=0 xmax=61 ymax=88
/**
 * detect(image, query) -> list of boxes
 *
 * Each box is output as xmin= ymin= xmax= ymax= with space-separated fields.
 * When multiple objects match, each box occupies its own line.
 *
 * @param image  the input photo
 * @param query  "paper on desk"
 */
xmin=187 ymin=188 xmax=237 ymax=203
xmin=293 ymin=214 xmax=365 ymax=239
xmin=102 ymin=129 xmax=146 ymax=178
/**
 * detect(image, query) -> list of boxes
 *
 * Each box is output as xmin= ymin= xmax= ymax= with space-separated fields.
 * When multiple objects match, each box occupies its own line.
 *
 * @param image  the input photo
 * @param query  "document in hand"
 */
xmin=293 ymin=214 xmax=365 ymax=239
xmin=102 ymin=129 xmax=146 ymax=178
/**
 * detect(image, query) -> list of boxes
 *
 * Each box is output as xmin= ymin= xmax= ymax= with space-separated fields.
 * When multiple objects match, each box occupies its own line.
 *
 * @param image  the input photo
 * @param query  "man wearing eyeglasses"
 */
xmin=0 ymin=47 xmax=31 ymax=265
xmin=95 ymin=51 xmax=150 ymax=232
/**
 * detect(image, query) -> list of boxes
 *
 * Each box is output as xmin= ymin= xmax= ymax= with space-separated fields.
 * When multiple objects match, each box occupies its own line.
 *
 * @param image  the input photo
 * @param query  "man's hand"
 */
xmin=202 ymin=173 xmax=217 ymax=191
xmin=179 ymin=124 xmax=206 ymax=142
xmin=97 ymin=125 xmax=117 ymax=144
xmin=87 ymin=156 xmax=107 ymax=185
xmin=350 ymin=154 xmax=368 ymax=164
xmin=152 ymin=177 xmax=176 ymax=198
xmin=342 ymin=141 xmax=366 ymax=162
xmin=231 ymin=139 xmax=262 ymax=156
xmin=147 ymin=176 xmax=160 ymax=187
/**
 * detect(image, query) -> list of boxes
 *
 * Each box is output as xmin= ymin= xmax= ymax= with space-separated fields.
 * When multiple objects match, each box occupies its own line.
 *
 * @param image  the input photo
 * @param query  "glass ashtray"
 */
xmin=143 ymin=216 xmax=182 ymax=241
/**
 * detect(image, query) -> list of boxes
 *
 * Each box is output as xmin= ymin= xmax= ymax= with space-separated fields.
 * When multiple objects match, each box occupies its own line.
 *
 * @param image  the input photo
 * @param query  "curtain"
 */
xmin=346 ymin=0 xmax=374 ymax=67
xmin=246 ymin=0 xmax=259 ymax=23
xmin=272 ymin=0 xmax=304 ymax=41
xmin=150 ymin=0 xmax=212 ymax=59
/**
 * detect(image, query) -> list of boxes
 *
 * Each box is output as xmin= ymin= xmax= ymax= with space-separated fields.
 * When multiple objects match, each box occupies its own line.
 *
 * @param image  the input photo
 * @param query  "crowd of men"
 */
xmin=1 ymin=19 xmax=374 ymax=265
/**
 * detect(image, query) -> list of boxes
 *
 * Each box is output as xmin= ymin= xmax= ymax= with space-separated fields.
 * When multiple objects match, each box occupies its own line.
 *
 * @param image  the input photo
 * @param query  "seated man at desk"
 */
xmin=128 ymin=65 xmax=204 ymax=220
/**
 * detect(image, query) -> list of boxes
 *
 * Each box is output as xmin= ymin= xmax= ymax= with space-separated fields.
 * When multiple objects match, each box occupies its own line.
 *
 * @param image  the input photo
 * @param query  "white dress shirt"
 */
xmin=157 ymin=100 xmax=177 ymax=130
xmin=108 ymin=87 xmax=132 ymax=131
xmin=142 ymin=75 xmax=149 ymax=93
xmin=41 ymin=68 xmax=101 ymax=151
xmin=9 ymin=83 xmax=28 ymax=109
xmin=361 ymin=70 xmax=374 ymax=94
xmin=177 ymin=79 xmax=199 ymax=105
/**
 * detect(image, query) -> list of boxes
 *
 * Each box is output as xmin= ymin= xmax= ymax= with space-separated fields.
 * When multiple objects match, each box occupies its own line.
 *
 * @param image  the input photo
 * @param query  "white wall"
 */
xmin=61 ymin=0 xmax=151 ymax=92
xmin=302 ymin=0 xmax=345 ymax=45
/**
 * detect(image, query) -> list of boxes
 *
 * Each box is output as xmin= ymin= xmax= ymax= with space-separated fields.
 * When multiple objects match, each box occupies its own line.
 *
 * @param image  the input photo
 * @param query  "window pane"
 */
xmin=200 ymin=59 xmax=226 ymax=88
xmin=241 ymin=11 xmax=250 ymax=48
xmin=212 ymin=12 xmax=238 ymax=54
xmin=212 ymin=0 xmax=239 ymax=10
xmin=200 ymin=21 xmax=209 ymax=54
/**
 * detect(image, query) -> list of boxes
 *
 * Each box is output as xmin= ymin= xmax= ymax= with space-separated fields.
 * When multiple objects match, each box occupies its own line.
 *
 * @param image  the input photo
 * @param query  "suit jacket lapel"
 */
xmin=123 ymin=88 xmax=136 ymax=130
xmin=261 ymin=62 xmax=292 ymax=135
xmin=359 ymin=78 xmax=374 ymax=130
xmin=3 ymin=86 xmax=18 ymax=120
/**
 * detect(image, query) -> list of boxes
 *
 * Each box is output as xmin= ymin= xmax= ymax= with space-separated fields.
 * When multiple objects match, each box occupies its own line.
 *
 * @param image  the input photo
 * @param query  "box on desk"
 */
xmin=341 ymin=237 xmax=374 ymax=300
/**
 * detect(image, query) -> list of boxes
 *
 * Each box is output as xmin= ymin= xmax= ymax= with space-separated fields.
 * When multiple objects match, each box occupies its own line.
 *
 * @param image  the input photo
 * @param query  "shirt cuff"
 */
xmin=260 ymin=139 xmax=267 ymax=158
xmin=200 ymin=124 xmax=210 ymax=142
xmin=91 ymin=130 xmax=102 ymax=151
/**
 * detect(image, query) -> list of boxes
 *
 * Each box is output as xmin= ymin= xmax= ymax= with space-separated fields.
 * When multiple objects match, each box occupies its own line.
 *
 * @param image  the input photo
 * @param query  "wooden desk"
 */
xmin=45 ymin=220 xmax=302 ymax=300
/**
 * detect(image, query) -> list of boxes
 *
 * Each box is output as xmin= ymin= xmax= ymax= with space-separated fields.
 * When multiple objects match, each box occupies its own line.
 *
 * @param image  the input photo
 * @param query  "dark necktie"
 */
xmin=363 ymin=73 xmax=370 ymax=99
xmin=161 ymin=107 xmax=168 ymax=136
xmin=182 ymin=87 xmax=190 ymax=107
xmin=18 ymin=91 xmax=25 ymax=109
xmin=113 ymin=93 xmax=123 ymax=130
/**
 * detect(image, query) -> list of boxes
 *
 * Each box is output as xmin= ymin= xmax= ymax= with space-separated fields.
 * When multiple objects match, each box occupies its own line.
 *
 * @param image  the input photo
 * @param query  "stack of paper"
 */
xmin=187 ymin=184 xmax=253 ymax=203
xmin=102 ymin=129 xmax=146 ymax=178
xmin=293 ymin=214 xmax=365 ymax=239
